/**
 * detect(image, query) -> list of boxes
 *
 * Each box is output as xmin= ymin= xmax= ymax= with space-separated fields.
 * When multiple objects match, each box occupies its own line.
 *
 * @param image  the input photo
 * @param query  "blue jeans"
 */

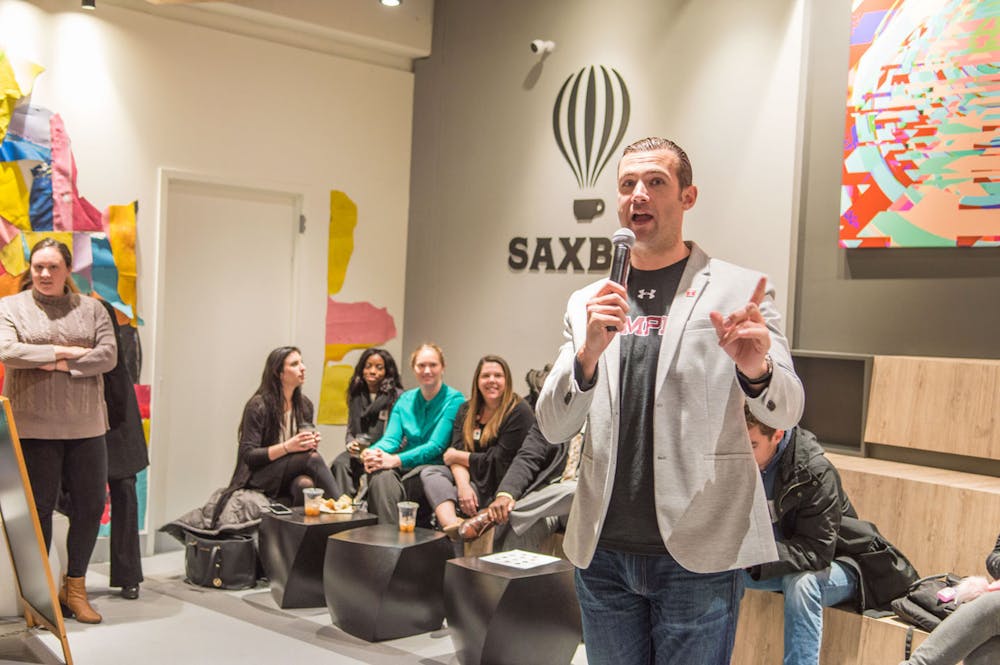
xmin=575 ymin=547 xmax=744 ymax=665
xmin=743 ymin=561 xmax=858 ymax=665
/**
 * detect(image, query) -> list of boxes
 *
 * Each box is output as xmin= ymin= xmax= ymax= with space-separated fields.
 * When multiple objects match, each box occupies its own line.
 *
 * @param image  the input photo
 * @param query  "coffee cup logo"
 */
xmin=553 ymin=65 xmax=631 ymax=222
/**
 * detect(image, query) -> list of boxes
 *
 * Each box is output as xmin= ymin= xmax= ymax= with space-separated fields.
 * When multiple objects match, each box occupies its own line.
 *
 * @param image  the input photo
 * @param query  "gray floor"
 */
xmin=0 ymin=550 xmax=589 ymax=664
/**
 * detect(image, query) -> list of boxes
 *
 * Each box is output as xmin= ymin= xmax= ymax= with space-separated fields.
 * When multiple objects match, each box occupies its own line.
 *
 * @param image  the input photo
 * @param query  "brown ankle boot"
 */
xmin=62 ymin=576 xmax=102 ymax=624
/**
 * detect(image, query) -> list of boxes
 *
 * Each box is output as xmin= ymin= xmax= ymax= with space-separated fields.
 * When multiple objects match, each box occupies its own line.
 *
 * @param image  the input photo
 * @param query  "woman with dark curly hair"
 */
xmin=330 ymin=348 xmax=404 ymax=496
xmin=224 ymin=346 xmax=342 ymax=505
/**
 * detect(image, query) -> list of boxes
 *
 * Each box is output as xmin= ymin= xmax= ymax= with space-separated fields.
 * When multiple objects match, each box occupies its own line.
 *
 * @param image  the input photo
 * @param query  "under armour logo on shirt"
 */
xmin=637 ymin=289 xmax=656 ymax=299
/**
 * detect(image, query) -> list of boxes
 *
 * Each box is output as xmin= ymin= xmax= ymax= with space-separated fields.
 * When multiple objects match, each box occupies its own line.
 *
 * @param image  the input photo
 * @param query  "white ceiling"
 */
xmin=103 ymin=0 xmax=434 ymax=70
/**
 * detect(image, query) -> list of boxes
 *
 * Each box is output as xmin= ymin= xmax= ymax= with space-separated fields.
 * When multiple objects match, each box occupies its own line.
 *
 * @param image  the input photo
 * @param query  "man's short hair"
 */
xmin=622 ymin=137 xmax=693 ymax=191
xmin=744 ymin=403 xmax=777 ymax=438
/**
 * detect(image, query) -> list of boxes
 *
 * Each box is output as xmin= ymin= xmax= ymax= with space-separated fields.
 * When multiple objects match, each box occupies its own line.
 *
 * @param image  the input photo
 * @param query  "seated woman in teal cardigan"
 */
xmin=361 ymin=342 xmax=464 ymax=525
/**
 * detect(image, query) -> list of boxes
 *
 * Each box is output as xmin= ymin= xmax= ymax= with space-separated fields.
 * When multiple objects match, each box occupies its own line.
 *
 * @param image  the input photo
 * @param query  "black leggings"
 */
xmin=249 ymin=451 xmax=342 ymax=505
xmin=22 ymin=436 xmax=108 ymax=578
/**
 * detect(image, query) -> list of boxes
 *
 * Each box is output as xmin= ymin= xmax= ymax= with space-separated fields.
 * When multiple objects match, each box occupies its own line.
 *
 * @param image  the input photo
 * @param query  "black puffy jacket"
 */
xmin=752 ymin=427 xmax=857 ymax=580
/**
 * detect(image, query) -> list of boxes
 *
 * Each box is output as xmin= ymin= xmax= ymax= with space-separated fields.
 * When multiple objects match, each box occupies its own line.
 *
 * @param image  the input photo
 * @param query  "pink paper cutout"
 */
xmin=0 ymin=215 xmax=18 ymax=245
xmin=325 ymin=300 xmax=397 ymax=345
xmin=49 ymin=114 xmax=104 ymax=232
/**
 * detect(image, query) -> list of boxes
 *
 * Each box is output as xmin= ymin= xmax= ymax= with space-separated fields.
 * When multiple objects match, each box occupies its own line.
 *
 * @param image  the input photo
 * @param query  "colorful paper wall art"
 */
xmin=0 ymin=49 xmax=148 ymax=534
xmin=840 ymin=0 xmax=1000 ymax=248
xmin=317 ymin=191 xmax=398 ymax=424
xmin=99 ymin=385 xmax=150 ymax=539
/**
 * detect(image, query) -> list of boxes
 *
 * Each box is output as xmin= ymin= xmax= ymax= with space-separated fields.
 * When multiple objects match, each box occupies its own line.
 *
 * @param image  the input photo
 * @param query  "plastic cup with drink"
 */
xmin=397 ymin=501 xmax=418 ymax=532
xmin=303 ymin=487 xmax=324 ymax=516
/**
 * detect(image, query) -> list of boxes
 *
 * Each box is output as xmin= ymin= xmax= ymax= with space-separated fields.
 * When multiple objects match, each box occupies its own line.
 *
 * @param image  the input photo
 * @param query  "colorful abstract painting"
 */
xmin=840 ymin=0 xmax=1000 ymax=248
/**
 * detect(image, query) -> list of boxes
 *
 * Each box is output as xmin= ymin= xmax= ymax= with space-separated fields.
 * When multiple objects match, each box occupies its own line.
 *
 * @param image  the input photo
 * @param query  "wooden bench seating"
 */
xmin=733 ymin=589 xmax=934 ymax=665
xmin=733 ymin=355 xmax=1000 ymax=664
xmin=733 ymin=451 xmax=999 ymax=664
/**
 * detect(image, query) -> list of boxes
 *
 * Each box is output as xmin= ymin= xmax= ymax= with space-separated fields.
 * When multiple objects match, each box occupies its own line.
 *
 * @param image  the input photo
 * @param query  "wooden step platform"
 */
xmin=733 ymin=588 xmax=937 ymax=665
xmin=829 ymin=452 xmax=1000 ymax=577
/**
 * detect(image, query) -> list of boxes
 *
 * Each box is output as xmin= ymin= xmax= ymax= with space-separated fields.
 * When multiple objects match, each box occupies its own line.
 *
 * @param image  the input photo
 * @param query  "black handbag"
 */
xmin=837 ymin=516 xmax=920 ymax=611
xmin=184 ymin=532 xmax=257 ymax=590
xmin=890 ymin=573 xmax=962 ymax=632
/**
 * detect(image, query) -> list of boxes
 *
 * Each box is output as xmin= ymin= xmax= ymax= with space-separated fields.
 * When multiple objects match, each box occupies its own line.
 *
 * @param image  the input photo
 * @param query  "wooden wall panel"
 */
xmin=865 ymin=356 xmax=1000 ymax=459
xmin=831 ymin=453 xmax=1000 ymax=577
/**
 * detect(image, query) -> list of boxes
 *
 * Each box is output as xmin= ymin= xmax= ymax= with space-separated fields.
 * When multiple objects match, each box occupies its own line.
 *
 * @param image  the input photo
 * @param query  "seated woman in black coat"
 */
xmin=420 ymin=355 xmax=535 ymax=540
xmin=226 ymin=346 xmax=341 ymax=505
xmin=330 ymin=348 xmax=404 ymax=496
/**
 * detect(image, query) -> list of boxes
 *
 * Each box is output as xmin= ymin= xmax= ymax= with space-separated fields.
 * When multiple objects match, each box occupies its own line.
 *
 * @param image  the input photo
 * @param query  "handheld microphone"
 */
xmin=607 ymin=228 xmax=636 ymax=331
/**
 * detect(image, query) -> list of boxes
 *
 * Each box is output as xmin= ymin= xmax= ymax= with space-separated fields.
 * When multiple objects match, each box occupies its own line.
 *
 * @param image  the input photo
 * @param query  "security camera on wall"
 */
xmin=530 ymin=40 xmax=555 ymax=54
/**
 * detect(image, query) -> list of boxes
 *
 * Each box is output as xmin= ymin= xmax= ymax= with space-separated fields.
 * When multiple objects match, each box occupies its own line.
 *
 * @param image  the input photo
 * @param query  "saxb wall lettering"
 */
xmin=507 ymin=236 xmax=612 ymax=272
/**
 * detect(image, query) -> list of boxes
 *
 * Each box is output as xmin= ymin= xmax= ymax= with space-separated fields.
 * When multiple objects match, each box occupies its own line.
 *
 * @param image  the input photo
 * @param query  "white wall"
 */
xmin=405 ymin=0 xmax=807 ymax=392
xmin=0 ymin=0 xmax=415 ymax=543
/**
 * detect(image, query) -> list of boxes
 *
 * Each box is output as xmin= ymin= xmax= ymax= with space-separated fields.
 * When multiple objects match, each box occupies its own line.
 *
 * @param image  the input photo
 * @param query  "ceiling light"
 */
xmin=380 ymin=0 xmax=401 ymax=6
xmin=82 ymin=0 xmax=95 ymax=9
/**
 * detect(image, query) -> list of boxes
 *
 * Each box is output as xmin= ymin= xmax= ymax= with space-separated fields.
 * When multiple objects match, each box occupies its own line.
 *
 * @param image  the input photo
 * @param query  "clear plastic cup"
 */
xmin=397 ymin=501 xmax=418 ymax=532
xmin=303 ymin=487 xmax=324 ymax=516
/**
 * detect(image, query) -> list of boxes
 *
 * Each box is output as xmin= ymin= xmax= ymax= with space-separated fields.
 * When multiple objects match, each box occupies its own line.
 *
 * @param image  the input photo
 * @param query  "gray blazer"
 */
xmin=536 ymin=242 xmax=803 ymax=572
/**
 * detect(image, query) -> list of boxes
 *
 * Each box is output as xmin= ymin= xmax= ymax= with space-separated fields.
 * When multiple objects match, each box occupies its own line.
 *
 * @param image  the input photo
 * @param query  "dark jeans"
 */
xmin=575 ymin=547 xmax=744 ymax=665
xmin=108 ymin=475 xmax=143 ymax=587
xmin=22 ymin=436 xmax=108 ymax=578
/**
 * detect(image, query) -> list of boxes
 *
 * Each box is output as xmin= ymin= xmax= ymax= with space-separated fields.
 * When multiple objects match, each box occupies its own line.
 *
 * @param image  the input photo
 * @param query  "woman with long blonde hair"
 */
xmin=420 ymin=354 xmax=535 ymax=540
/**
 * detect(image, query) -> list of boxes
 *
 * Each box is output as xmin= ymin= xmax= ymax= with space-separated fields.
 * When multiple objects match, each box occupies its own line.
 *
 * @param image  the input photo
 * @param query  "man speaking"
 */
xmin=536 ymin=137 xmax=804 ymax=665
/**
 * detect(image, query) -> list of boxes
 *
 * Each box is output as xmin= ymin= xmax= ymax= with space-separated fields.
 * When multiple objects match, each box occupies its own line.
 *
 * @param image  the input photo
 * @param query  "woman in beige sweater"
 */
xmin=0 ymin=238 xmax=116 ymax=624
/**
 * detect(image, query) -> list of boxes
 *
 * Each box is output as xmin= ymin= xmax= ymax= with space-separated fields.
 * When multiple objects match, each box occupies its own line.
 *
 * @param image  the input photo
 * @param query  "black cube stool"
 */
xmin=324 ymin=524 xmax=453 ymax=641
xmin=258 ymin=508 xmax=377 ymax=608
xmin=444 ymin=555 xmax=582 ymax=665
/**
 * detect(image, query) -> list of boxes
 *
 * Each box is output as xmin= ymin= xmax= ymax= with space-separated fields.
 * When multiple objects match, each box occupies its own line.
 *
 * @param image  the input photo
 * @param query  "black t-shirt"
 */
xmin=598 ymin=258 xmax=688 ymax=554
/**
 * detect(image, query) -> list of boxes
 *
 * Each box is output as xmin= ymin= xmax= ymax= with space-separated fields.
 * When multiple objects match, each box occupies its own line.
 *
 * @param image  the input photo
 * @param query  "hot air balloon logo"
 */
xmin=553 ymin=65 xmax=631 ymax=222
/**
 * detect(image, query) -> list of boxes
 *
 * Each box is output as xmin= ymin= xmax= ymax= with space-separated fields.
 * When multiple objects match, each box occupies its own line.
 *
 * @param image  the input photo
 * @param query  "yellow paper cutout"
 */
xmin=317 ymin=361 xmax=353 ymax=425
xmin=24 ymin=231 xmax=73 ymax=254
xmin=0 ymin=52 xmax=22 ymax=143
xmin=108 ymin=202 xmax=138 ymax=323
xmin=0 ymin=162 xmax=30 ymax=231
xmin=12 ymin=61 xmax=44 ymax=98
xmin=0 ymin=236 xmax=26 ymax=275
xmin=324 ymin=343 xmax=373 ymax=363
xmin=0 ymin=51 xmax=43 ymax=143
xmin=328 ymin=191 xmax=356 ymax=296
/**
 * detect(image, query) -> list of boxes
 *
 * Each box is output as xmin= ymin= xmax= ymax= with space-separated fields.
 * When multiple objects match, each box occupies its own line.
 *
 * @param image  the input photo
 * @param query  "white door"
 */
xmin=153 ymin=178 xmax=300 ymax=535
